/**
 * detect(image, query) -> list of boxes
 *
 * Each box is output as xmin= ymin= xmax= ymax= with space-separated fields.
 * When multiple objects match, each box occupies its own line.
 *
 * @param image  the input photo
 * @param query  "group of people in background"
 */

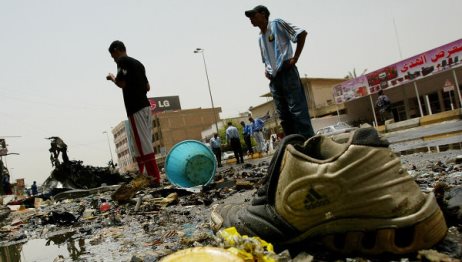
xmin=242 ymin=117 xmax=267 ymax=155
xmin=210 ymin=116 xmax=276 ymax=167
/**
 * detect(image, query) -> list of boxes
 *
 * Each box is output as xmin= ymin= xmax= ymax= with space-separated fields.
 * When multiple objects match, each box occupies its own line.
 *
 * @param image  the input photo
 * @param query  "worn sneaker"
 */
xmin=211 ymin=128 xmax=447 ymax=255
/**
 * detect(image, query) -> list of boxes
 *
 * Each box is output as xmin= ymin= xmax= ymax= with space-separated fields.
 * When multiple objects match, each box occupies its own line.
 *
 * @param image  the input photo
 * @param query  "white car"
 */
xmin=222 ymin=151 xmax=235 ymax=160
xmin=316 ymin=122 xmax=357 ymax=137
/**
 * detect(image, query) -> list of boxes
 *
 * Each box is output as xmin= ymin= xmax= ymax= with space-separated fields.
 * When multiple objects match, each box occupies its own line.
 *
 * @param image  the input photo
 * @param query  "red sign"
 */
xmin=148 ymin=96 xmax=181 ymax=113
xmin=334 ymin=38 xmax=462 ymax=104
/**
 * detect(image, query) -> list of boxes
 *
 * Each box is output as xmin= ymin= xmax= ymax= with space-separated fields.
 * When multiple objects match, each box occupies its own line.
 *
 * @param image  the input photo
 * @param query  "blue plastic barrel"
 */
xmin=165 ymin=140 xmax=217 ymax=188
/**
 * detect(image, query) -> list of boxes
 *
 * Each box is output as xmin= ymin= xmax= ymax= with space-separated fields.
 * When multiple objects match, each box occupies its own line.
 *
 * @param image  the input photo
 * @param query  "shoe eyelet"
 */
xmin=325 ymin=212 xmax=334 ymax=220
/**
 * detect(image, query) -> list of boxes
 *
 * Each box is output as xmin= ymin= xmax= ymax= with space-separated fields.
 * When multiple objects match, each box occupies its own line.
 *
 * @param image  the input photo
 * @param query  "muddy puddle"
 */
xmin=1 ymin=233 xmax=87 ymax=261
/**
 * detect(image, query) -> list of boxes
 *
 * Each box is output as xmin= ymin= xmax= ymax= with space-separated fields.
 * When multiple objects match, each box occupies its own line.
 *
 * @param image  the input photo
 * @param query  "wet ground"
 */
xmin=1 ymin=150 xmax=462 ymax=261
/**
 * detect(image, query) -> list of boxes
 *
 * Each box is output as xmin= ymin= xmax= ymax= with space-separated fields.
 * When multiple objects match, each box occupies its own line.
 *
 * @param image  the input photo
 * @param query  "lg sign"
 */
xmin=148 ymin=96 xmax=181 ymax=113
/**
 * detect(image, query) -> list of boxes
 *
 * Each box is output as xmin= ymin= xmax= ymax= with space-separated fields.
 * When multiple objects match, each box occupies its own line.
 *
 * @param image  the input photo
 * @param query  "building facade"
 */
xmin=154 ymin=107 xmax=221 ymax=154
xmin=112 ymin=121 xmax=135 ymax=172
xmin=334 ymin=38 xmax=462 ymax=126
xmin=250 ymin=39 xmax=462 ymax=134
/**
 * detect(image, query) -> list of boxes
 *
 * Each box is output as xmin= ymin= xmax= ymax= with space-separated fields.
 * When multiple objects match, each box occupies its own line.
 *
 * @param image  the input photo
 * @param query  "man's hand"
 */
xmin=265 ymin=71 xmax=271 ymax=80
xmin=106 ymin=73 xmax=125 ymax=88
xmin=288 ymin=56 xmax=299 ymax=67
xmin=106 ymin=73 xmax=115 ymax=82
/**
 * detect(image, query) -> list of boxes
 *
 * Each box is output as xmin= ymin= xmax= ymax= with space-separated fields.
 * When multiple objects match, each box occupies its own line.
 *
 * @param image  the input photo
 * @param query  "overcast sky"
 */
xmin=1 ymin=0 xmax=461 ymax=185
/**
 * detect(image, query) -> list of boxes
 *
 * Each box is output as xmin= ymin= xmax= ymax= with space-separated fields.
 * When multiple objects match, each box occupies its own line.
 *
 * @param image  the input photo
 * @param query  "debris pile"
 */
xmin=41 ymin=160 xmax=129 ymax=192
xmin=0 ymin=153 xmax=461 ymax=261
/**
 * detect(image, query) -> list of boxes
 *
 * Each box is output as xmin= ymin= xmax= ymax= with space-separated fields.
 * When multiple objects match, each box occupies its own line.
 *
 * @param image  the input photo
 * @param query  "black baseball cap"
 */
xmin=245 ymin=5 xmax=270 ymax=18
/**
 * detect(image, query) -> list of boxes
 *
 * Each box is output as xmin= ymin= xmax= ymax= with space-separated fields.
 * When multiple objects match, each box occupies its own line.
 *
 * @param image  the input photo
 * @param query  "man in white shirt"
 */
xmin=209 ymin=133 xmax=222 ymax=167
xmin=245 ymin=5 xmax=315 ymax=139
xmin=225 ymin=122 xmax=244 ymax=164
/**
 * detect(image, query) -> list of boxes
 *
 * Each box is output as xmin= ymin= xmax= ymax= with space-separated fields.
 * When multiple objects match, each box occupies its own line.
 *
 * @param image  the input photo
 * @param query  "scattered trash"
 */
xmin=291 ymin=251 xmax=314 ymax=262
xmin=160 ymin=247 xmax=243 ymax=262
xmin=111 ymin=174 xmax=151 ymax=203
xmin=0 ymin=205 xmax=10 ymax=221
xmin=41 ymin=206 xmax=84 ymax=226
xmin=417 ymin=249 xmax=455 ymax=262
xmin=217 ymin=227 xmax=278 ymax=262
xmin=235 ymin=179 xmax=253 ymax=190
xmin=158 ymin=192 xmax=179 ymax=207
xmin=1 ymin=152 xmax=462 ymax=261
xmin=99 ymin=200 xmax=111 ymax=212
xmin=82 ymin=208 xmax=96 ymax=220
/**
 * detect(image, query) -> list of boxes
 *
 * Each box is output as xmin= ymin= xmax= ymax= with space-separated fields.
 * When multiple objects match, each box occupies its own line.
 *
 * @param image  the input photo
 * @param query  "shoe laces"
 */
xmin=255 ymin=134 xmax=306 ymax=200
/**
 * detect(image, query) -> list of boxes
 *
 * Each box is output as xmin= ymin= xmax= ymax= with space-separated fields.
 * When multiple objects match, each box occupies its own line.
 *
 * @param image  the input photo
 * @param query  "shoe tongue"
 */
xmin=295 ymin=136 xmax=346 ymax=160
xmin=351 ymin=127 xmax=389 ymax=147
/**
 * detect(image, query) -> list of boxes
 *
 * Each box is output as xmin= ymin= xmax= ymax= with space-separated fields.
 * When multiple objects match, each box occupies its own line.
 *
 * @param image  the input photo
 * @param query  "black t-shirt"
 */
xmin=116 ymin=56 xmax=150 ymax=116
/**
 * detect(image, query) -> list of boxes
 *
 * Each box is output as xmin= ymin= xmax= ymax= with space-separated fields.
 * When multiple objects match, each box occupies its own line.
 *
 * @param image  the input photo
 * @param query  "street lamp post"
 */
xmin=102 ymin=131 xmax=114 ymax=166
xmin=1 ymin=153 xmax=19 ymax=168
xmin=194 ymin=48 xmax=220 ymax=133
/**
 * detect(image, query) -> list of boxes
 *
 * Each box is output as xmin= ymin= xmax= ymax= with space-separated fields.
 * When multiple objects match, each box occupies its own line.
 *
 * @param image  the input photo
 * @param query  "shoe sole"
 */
xmin=322 ymin=207 xmax=447 ymax=255
xmin=284 ymin=194 xmax=447 ymax=255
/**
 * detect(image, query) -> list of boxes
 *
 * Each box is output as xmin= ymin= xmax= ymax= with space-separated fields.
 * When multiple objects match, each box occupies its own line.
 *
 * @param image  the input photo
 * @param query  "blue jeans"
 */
xmin=269 ymin=65 xmax=315 ymax=139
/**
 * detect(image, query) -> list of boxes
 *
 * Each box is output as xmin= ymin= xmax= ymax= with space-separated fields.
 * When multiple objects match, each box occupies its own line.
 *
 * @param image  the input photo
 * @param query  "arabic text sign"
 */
xmin=334 ymin=38 xmax=462 ymax=104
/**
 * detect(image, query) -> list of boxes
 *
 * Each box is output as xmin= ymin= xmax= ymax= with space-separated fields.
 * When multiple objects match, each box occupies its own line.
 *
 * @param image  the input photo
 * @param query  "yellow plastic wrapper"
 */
xmin=217 ymin=227 xmax=277 ymax=262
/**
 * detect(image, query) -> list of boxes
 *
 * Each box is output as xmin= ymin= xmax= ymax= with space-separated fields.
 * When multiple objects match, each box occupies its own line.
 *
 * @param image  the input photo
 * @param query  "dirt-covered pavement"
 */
xmin=1 ymin=149 xmax=461 ymax=261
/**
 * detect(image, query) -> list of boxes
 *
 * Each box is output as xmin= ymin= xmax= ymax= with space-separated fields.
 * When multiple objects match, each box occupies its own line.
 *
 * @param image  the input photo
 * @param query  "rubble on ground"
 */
xmin=0 ymin=152 xmax=461 ymax=261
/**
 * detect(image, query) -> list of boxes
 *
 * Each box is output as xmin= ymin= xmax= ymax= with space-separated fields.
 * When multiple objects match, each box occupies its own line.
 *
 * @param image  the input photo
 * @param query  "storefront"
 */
xmin=334 ymin=39 xmax=462 ymax=126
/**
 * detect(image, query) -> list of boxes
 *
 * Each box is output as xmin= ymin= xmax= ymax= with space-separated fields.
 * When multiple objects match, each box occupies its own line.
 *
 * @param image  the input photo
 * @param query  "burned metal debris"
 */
xmin=41 ymin=160 xmax=130 ymax=193
xmin=40 ymin=137 xmax=129 ymax=194
xmin=46 ymin=136 xmax=69 ymax=167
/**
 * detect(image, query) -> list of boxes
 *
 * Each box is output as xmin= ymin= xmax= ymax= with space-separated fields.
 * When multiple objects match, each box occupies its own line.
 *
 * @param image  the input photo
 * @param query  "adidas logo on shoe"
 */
xmin=211 ymin=128 xmax=447 ymax=255
xmin=304 ymin=188 xmax=330 ymax=210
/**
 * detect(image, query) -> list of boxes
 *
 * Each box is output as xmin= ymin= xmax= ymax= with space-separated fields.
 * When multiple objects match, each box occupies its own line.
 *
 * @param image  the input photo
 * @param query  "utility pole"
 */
xmin=102 ymin=131 xmax=114 ymax=166
xmin=194 ymin=48 xmax=220 ymax=133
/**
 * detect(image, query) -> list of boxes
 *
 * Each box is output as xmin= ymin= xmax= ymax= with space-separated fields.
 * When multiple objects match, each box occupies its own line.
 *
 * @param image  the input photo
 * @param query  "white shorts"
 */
xmin=128 ymin=107 xmax=154 ymax=157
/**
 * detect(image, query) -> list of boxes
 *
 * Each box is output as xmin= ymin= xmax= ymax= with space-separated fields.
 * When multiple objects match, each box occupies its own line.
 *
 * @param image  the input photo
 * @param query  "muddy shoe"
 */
xmin=211 ymin=128 xmax=447 ymax=255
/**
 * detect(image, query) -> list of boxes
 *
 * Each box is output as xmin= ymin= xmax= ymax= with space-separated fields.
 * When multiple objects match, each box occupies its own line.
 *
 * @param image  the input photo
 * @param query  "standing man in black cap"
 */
xmin=106 ymin=40 xmax=161 ymax=186
xmin=245 ymin=5 xmax=315 ymax=139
